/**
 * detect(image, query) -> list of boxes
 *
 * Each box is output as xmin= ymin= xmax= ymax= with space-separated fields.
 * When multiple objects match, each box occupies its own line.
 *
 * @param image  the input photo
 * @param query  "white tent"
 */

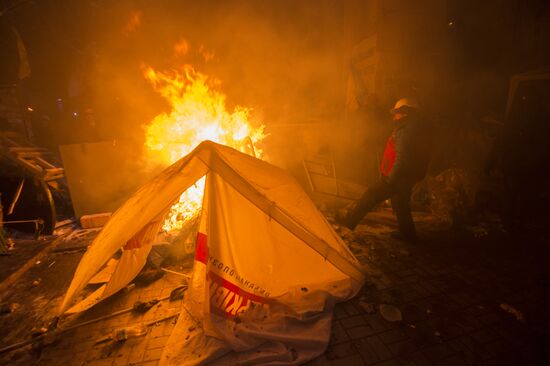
xmin=60 ymin=140 xmax=366 ymax=364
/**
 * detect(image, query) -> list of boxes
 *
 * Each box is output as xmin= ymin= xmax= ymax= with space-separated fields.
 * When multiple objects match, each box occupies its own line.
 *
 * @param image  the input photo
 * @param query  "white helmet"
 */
xmin=391 ymin=98 xmax=419 ymax=114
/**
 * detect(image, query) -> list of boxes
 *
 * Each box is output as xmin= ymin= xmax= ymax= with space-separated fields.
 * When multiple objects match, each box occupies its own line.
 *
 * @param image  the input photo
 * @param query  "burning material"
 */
xmin=143 ymin=64 xmax=265 ymax=231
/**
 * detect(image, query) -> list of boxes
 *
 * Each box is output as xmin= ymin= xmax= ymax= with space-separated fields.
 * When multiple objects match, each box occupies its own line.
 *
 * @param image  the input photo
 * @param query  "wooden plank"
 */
xmin=16 ymin=158 xmax=43 ymax=175
xmin=9 ymin=147 xmax=48 ymax=153
xmin=30 ymin=156 xmax=56 ymax=170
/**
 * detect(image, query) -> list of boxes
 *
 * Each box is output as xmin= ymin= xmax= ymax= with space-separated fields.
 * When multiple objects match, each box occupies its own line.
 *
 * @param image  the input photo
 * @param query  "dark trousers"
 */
xmin=346 ymin=177 xmax=416 ymax=240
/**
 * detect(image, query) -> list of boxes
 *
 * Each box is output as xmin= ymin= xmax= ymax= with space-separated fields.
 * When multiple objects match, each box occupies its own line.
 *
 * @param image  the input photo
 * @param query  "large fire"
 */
xmin=144 ymin=65 xmax=265 ymax=231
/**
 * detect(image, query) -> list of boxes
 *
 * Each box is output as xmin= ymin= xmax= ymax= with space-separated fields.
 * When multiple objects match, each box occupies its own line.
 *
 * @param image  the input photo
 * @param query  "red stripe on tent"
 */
xmin=195 ymin=232 xmax=208 ymax=264
xmin=208 ymin=271 xmax=268 ymax=304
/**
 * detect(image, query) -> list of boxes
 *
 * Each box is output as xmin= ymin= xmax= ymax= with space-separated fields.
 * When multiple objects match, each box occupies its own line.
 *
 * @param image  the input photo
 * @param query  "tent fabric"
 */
xmin=88 ymin=258 xmax=118 ymax=284
xmin=59 ymin=153 xmax=208 ymax=313
xmin=160 ymin=169 xmax=363 ymax=365
xmin=60 ymin=141 xmax=365 ymax=315
xmin=60 ymin=140 xmax=366 ymax=364
xmin=66 ymin=220 xmax=163 ymax=314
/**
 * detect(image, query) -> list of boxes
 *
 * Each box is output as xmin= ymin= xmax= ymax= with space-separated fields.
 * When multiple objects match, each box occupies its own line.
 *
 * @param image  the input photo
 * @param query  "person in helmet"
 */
xmin=337 ymin=97 xmax=433 ymax=242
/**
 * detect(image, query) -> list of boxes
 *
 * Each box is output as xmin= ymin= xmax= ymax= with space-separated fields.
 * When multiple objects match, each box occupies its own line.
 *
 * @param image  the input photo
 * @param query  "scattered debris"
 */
xmin=466 ymin=225 xmax=489 ymax=238
xmin=160 ymin=267 xmax=190 ymax=278
xmin=338 ymin=226 xmax=354 ymax=240
xmin=379 ymin=304 xmax=402 ymax=322
xmin=96 ymin=325 xmax=147 ymax=344
xmin=135 ymin=268 xmax=164 ymax=286
xmin=123 ymin=283 xmax=135 ymax=293
xmin=54 ymin=219 xmax=76 ymax=229
xmin=413 ymin=168 xmax=479 ymax=227
xmin=35 ymin=260 xmax=41 ymax=265
xmin=32 ymin=278 xmax=42 ymax=286
xmin=499 ymin=303 xmax=525 ymax=322
xmin=434 ymin=331 xmax=441 ymax=337
xmin=63 ymin=228 xmax=101 ymax=243
xmin=47 ymin=261 xmax=56 ymax=268
xmin=31 ymin=326 xmax=48 ymax=338
xmin=0 ymin=311 xmax=177 ymax=355
xmin=132 ymin=299 xmax=160 ymax=313
xmin=408 ymin=324 xmax=416 ymax=329
xmin=80 ymin=213 xmax=112 ymax=229
xmin=426 ymin=309 xmax=432 ymax=314
xmin=358 ymin=298 xmax=375 ymax=314
xmin=53 ymin=245 xmax=88 ymax=254
xmin=169 ymin=285 xmax=188 ymax=301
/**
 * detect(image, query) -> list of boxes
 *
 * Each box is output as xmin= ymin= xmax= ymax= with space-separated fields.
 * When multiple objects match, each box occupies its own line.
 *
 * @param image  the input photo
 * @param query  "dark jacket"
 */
xmin=388 ymin=110 xmax=433 ymax=186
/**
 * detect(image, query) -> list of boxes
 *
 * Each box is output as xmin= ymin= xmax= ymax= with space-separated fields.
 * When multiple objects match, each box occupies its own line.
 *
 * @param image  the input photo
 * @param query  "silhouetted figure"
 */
xmin=338 ymin=98 xmax=433 ymax=242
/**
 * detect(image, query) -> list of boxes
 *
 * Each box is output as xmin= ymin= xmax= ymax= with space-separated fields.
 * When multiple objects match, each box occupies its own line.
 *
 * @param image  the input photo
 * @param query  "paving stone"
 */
xmin=147 ymin=335 xmax=170 ymax=350
xmin=364 ymin=335 xmax=392 ymax=361
xmin=332 ymin=354 xmax=365 ymax=366
xmin=84 ymin=357 xmax=115 ymax=366
xmin=438 ymin=354 xmax=469 ymax=366
xmin=325 ymin=342 xmax=357 ymax=360
xmin=409 ymin=350 xmax=432 ymax=366
xmin=112 ymin=351 xmax=131 ymax=366
xmin=371 ymin=359 xmax=400 ymax=366
xmin=353 ymin=338 xmax=380 ymax=364
xmin=163 ymin=319 xmax=177 ymax=336
xmin=379 ymin=329 xmax=409 ymax=344
xmin=422 ymin=343 xmax=455 ymax=362
xmin=303 ymin=354 xmax=332 ymax=366
xmin=364 ymin=314 xmax=391 ymax=332
xmin=132 ymin=361 xmax=158 ymax=366
xmin=386 ymin=339 xmax=416 ymax=357
xmin=470 ymin=328 xmax=497 ymax=344
xmin=343 ymin=302 xmax=360 ymax=316
xmin=346 ymin=325 xmax=375 ymax=339
xmin=84 ymin=345 xmax=110 ymax=362
xmin=420 ymin=281 xmax=441 ymax=295
xmin=330 ymin=321 xmax=350 ymax=344
xmin=128 ymin=345 xmax=146 ymax=364
xmin=341 ymin=315 xmax=367 ymax=329
xmin=148 ymin=323 xmax=165 ymax=338
xmin=143 ymin=347 xmax=163 ymax=362
xmin=70 ymin=351 xmax=88 ymax=365
xmin=334 ymin=306 xmax=348 ymax=320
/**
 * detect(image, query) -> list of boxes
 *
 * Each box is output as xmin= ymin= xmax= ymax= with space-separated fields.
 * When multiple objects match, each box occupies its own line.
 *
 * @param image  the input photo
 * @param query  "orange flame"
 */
xmin=144 ymin=64 xmax=265 ymax=231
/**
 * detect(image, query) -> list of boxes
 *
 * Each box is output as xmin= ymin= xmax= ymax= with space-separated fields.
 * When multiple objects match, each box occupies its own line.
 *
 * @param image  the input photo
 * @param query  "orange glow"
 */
xmin=144 ymin=64 xmax=265 ymax=231
xmin=198 ymin=44 xmax=215 ymax=62
xmin=174 ymin=39 xmax=190 ymax=57
xmin=124 ymin=11 xmax=142 ymax=35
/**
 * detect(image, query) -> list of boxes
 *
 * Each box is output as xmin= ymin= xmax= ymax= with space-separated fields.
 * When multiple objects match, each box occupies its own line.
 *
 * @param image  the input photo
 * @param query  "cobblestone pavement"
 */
xmin=307 ymin=210 xmax=550 ymax=366
xmin=10 ymin=270 xmax=186 ymax=366
xmin=1 ymin=210 xmax=549 ymax=365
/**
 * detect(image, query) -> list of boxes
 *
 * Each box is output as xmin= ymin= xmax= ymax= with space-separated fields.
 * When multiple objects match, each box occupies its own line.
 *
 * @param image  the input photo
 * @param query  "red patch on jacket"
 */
xmin=381 ymin=133 xmax=396 ymax=176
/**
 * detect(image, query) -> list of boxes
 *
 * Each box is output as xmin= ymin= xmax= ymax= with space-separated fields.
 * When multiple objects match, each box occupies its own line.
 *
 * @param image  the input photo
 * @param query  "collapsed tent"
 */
xmin=60 ymin=140 xmax=366 ymax=365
